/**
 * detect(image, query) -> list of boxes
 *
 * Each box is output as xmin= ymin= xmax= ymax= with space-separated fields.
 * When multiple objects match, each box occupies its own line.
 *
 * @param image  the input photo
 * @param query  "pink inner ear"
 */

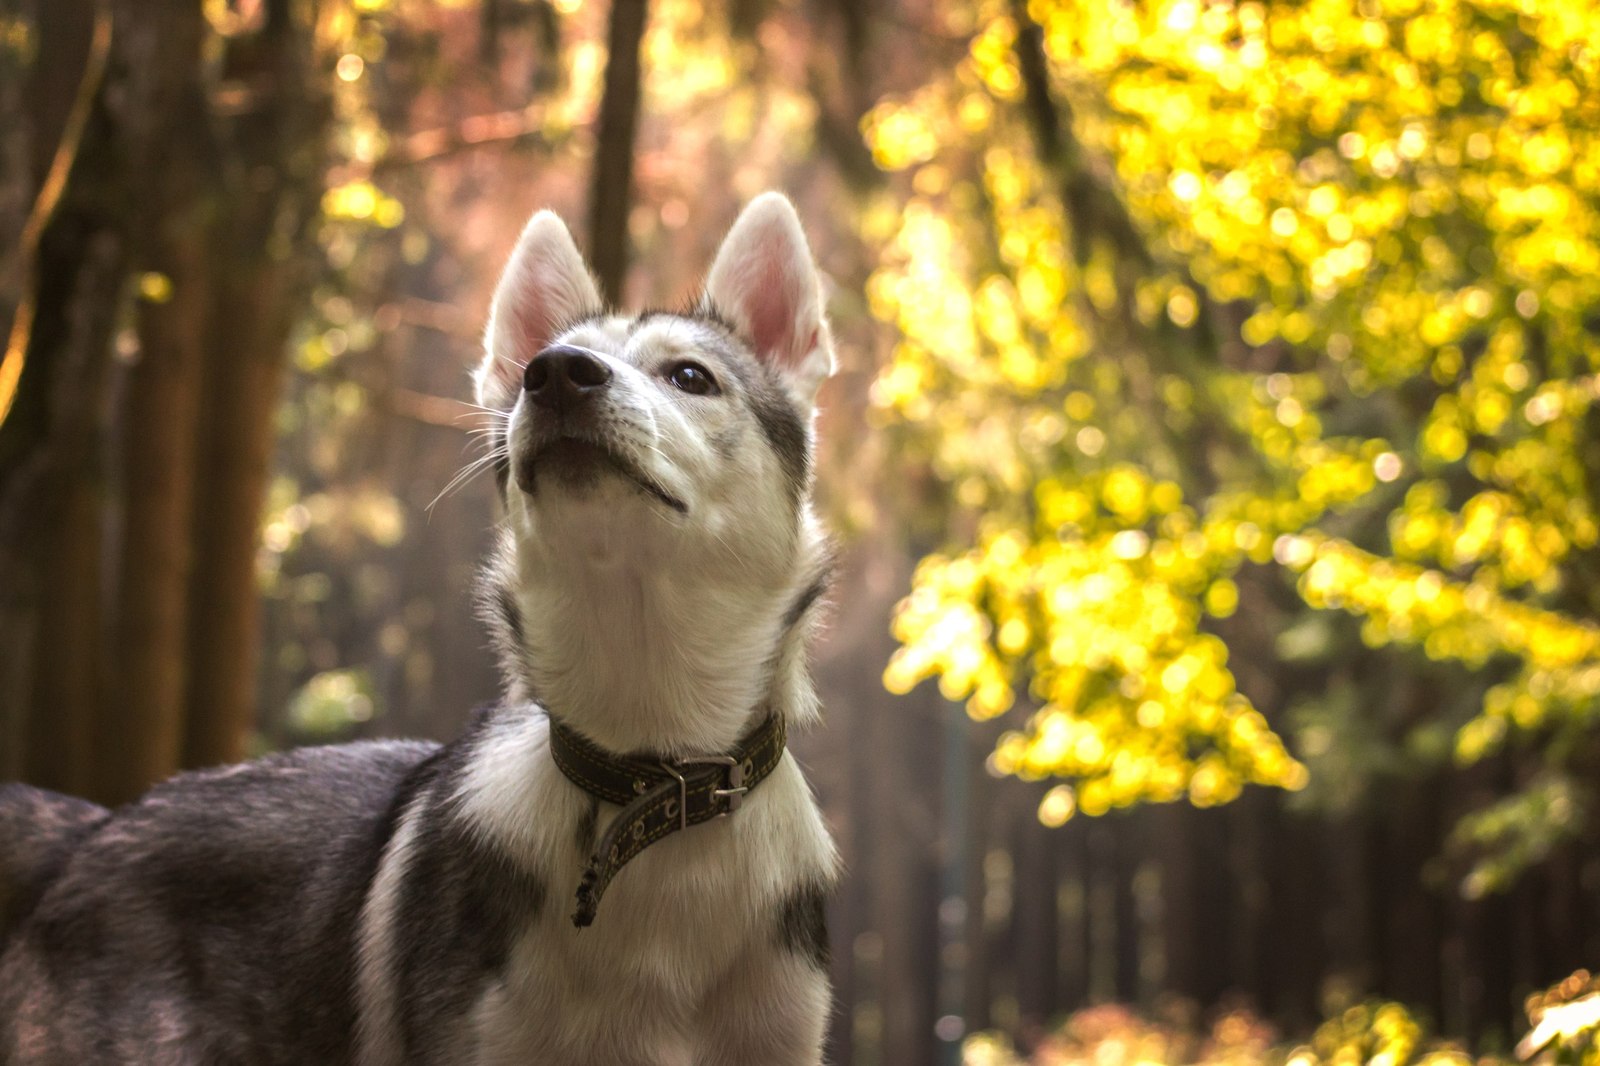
xmin=510 ymin=267 xmax=562 ymax=356
xmin=485 ymin=278 xmax=562 ymax=402
xmin=514 ymin=302 xmax=553 ymax=357
xmin=746 ymin=257 xmax=799 ymax=366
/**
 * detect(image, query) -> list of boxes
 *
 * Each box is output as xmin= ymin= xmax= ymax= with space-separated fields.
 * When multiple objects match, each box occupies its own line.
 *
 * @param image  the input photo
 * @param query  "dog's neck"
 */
xmin=499 ymin=524 xmax=827 ymax=757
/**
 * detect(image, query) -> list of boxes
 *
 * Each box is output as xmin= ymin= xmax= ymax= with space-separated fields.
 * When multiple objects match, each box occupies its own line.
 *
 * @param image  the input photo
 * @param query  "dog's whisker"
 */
xmin=428 ymin=450 xmax=507 ymax=512
xmin=457 ymin=437 xmax=505 ymax=463
xmin=458 ymin=401 xmax=512 ymax=417
xmin=428 ymin=463 xmax=498 ymax=512
xmin=454 ymin=415 xmax=510 ymax=433
xmin=634 ymin=441 xmax=672 ymax=467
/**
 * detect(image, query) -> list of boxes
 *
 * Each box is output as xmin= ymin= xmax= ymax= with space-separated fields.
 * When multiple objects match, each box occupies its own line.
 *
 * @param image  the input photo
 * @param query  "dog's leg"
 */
xmin=696 ymin=950 xmax=831 ymax=1066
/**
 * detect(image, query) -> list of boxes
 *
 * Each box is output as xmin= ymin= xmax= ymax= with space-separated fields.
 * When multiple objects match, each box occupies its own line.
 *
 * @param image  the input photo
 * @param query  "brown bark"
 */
xmin=0 ymin=0 xmax=120 ymax=787
xmin=4 ymin=0 xmax=327 ymax=794
xmin=183 ymin=2 xmax=326 ymax=769
xmin=1109 ymin=816 xmax=1142 ymax=1003
xmin=587 ymin=0 xmax=648 ymax=304
xmin=27 ymin=478 xmax=104 ymax=795
xmin=181 ymin=265 xmax=292 ymax=768
xmin=0 ymin=31 xmax=27 ymax=328
xmin=806 ymin=0 xmax=884 ymax=192
xmin=874 ymin=685 xmax=942 ymax=1064
xmin=1057 ymin=823 xmax=1091 ymax=1011
xmin=92 ymin=0 xmax=212 ymax=804
xmin=102 ymin=227 xmax=207 ymax=802
xmin=24 ymin=227 xmax=122 ymax=796
xmin=1 ymin=221 xmax=125 ymax=793
xmin=1013 ymin=811 xmax=1060 ymax=1035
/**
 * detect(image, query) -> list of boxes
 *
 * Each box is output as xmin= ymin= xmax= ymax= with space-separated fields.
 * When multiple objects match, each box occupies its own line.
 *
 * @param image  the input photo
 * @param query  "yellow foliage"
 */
xmin=868 ymin=0 xmax=1600 ymax=818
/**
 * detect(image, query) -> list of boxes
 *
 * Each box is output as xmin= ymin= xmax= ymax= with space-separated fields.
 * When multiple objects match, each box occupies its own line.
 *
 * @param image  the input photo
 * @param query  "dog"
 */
xmin=0 ymin=191 xmax=841 ymax=1065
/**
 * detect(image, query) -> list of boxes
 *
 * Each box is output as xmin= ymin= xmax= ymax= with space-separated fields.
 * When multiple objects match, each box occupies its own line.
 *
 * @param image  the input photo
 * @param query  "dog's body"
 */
xmin=0 ymin=193 xmax=841 ymax=1065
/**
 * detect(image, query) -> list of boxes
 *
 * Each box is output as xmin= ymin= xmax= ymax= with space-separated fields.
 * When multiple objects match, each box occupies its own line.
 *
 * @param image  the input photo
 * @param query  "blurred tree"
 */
xmin=864 ymin=0 xmax=1600 ymax=889
xmin=0 ymin=0 xmax=115 ymax=791
xmin=0 ymin=0 xmax=612 ymax=799
xmin=589 ymin=0 xmax=648 ymax=302
xmin=0 ymin=0 xmax=329 ymax=803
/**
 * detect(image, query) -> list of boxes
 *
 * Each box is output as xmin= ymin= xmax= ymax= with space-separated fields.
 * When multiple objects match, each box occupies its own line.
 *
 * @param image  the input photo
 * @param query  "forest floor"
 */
xmin=966 ymin=971 xmax=1600 ymax=1066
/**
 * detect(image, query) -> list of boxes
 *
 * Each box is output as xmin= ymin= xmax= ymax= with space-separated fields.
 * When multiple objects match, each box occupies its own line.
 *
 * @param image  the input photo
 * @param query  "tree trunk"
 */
xmin=103 ymin=208 xmax=208 ymax=803
xmin=2 ymin=0 xmax=327 ymax=796
xmin=181 ymin=264 xmax=290 ymax=768
xmin=1013 ymin=810 xmax=1059 ymax=1038
xmin=23 ymin=225 xmax=122 ymax=796
xmin=2 ymin=219 xmax=124 ymax=794
xmin=0 ymin=0 xmax=121 ymax=789
xmin=588 ymin=0 xmax=647 ymax=304
xmin=183 ymin=2 xmax=325 ymax=769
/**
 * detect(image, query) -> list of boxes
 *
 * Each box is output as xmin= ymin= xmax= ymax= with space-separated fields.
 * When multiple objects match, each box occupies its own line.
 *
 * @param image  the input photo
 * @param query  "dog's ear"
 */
xmin=702 ymin=192 xmax=834 ymax=409
xmin=478 ymin=210 xmax=603 ymax=411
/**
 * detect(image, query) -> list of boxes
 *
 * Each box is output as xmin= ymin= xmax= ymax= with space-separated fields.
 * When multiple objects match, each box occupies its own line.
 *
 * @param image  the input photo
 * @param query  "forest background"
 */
xmin=2 ymin=0 xmax=1599 ymax=1063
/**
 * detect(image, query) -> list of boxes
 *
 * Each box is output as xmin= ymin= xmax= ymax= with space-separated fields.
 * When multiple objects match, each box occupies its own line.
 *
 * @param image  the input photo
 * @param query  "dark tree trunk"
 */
xmin=1113 ymin=815 xmax=1144 ymax=1004
xmin=588 ymin=0 xmax=647 ymax=304
xmin=99 ymin=37 xmax=215 ymax=799
xmin=0 ymin=0 xmax=120 ymax=791
xmin=805 ymin=0 xmax=882 ymax=191
xmin=1013 ymin=810 xmax=1059 ymax=1036
xmin=183 ymin=3 xmax=325 ymax=770
xmin=2 ymin=0 xmax=327 ymax=799
xmin=22 ymin=225 xmax=122 ymax=796
xmin=181 ymin=263 xmax=293 ymax=769
xmin=1056 ymin=822 xmax=1091 ymax=1013
xmin=106 ymin=200 xmax=209 ymax=803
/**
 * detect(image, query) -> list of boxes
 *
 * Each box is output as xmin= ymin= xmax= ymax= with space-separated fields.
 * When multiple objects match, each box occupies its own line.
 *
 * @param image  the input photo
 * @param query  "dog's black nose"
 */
xmin=524 ymin=346 xmax=612 ymax=409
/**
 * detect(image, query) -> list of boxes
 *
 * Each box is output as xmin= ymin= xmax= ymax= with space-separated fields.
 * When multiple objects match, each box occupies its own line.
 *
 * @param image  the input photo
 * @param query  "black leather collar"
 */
xmin=549 ymin=714 xmax=787 ymax=928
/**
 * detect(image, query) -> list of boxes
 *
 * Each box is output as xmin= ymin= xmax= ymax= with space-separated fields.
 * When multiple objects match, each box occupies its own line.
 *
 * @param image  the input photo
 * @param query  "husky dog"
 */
xmin=0 ymin=192 xmax=840 ymax=1065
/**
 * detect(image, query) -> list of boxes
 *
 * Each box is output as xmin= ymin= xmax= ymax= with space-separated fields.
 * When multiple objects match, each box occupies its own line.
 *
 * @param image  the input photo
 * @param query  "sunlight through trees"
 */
xmin=865 ymin=0 xmax=1600 ymax=870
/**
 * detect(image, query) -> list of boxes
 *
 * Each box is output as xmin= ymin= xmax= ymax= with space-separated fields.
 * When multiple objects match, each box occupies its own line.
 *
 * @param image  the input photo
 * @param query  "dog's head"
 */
xmin=477 ymin=192 xmax=831 ymax=569
xmin=473 ymin=193 xmax=835 ymax=745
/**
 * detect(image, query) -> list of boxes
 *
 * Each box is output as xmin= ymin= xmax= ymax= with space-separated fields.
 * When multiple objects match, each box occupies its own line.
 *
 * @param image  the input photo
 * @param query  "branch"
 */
xmin=1010 ymin=0 xmax=1149 ymax=270
xmin=385 ymin=296 xmax=479 ymax=340
xmin=388 ymin=386 xmax=479 ymax=429
xmin=1009 ymin=0 xmax=1259 ymax=486
xmin=333 ymin=107 xmax=565 ymax=182
xmin=1009 ymin=0 xmax=1245 ymax=369
xmin=0 ymin=4 xmax=112 ymax=429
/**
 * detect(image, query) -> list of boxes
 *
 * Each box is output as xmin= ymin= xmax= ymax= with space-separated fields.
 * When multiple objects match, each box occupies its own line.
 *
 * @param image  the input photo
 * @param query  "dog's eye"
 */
xmin=666 ymin=362 xmax=719 ymax=396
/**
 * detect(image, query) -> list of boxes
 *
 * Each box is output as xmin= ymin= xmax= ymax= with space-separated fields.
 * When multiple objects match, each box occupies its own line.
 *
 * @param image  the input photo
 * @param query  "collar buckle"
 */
xmin=554 ymin=713 xmax=784 ymax=927
xmin=674 ymin=754 xmax=749 ymax=817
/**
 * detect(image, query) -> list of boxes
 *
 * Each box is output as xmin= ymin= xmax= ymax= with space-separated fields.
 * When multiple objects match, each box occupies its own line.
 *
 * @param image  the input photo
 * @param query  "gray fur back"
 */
xmin=0 ymin=740 xmax=435 ymax=1065
xmin=0 ymin=786 xmax=109 ymax=947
